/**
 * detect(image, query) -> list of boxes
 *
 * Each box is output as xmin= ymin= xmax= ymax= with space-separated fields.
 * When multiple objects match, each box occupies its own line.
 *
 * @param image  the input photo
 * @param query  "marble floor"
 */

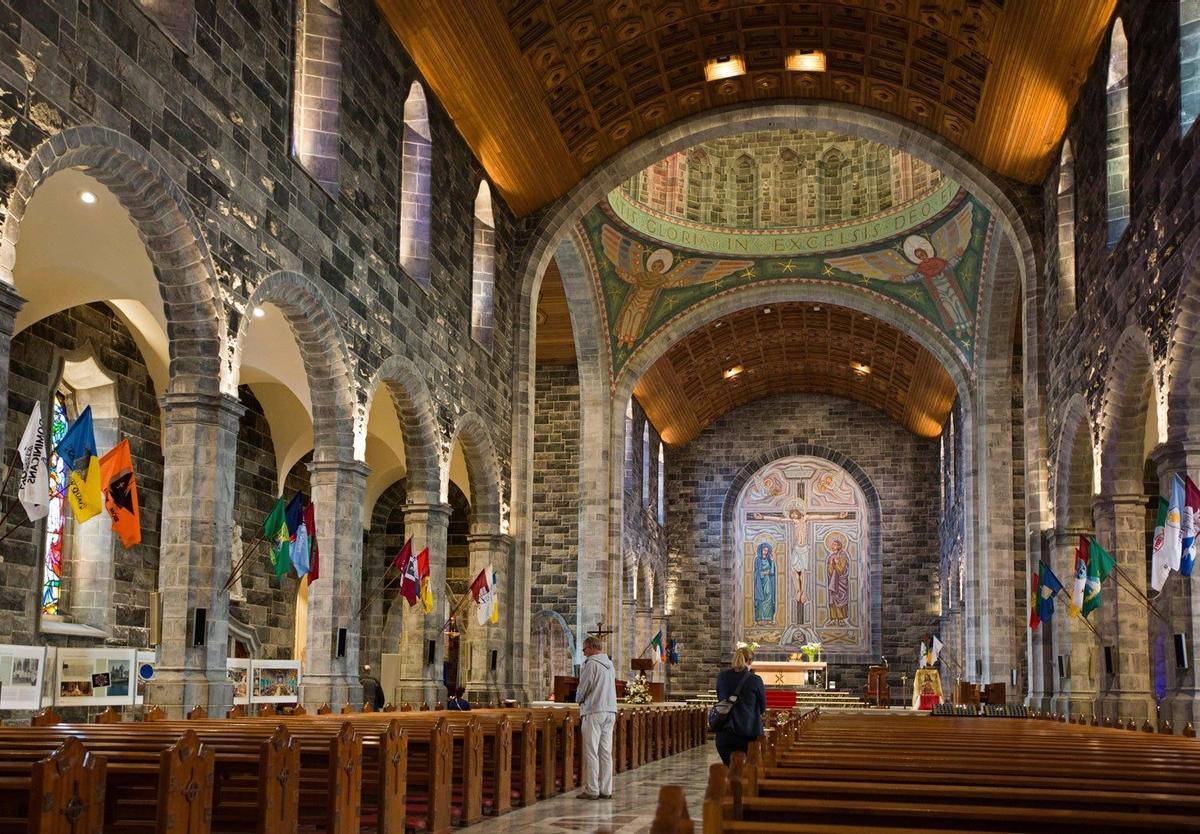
xmin=458 ymin=744 xmax=718 ymax=834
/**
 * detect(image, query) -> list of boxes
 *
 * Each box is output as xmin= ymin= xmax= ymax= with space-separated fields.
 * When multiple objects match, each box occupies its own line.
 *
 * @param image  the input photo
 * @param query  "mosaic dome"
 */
xmin=608 ymin=129 xmax=961 ymax=257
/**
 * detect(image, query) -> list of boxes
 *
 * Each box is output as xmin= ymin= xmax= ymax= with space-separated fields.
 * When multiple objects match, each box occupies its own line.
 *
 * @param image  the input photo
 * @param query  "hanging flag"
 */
xmin=1181 ymin=474 xmax=1200 ymax=577
xmin=17 ymin=402 xmax=49 ymax=521
xmin=65 ymin=456 xmax=103 ymax=523
xmin=263 ymin=497 xmax=292 ymax=580
xmin=56 ymin=405 xmax=103 ymax=523
xmin=398 ymin=541 xmax=419 ymax=606
xmin=99 ymin=439 xmax=140 ymax=548
xmin=1082 ymin=537 xmax=1115 ymax=619
xmin=667 ymin=639 xmax=680 ymax=665
xmin=417 ymin=547 xmax=433 ymax=614
xmin=1069 ymin=535 xmax=1089 ymax=617
xmin=470 ymin=567 xmax=493 ymax=626
xmin=489 ymin=565 xmax=500 ymax=624
xmin=55 ymin=405 xmax=97 ymax=471
xmin=931 ymin=635 xmax=944 ymax=666
xmin=1029 ymin=572 xmax=1041 ymax=630
xmin=919 ymin=640 xmax=929 ymax=667
xmin=1150 ymin=496 xmax=1174 ymax=593
xmin=304 ymin=500 xmax=319 ymax=583
xmin=1038 ymin=561 xmax=1065 ymax=624
xmin=285 ymin=493 xmax=311 ymax=577
xmin=650 ymin=630 xmax=666 ymax=663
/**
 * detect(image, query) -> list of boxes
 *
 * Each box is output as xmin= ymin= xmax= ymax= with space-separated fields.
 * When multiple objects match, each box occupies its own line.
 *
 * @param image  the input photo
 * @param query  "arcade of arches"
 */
xmin=1 ymin=0 xmax=1200 ymax=737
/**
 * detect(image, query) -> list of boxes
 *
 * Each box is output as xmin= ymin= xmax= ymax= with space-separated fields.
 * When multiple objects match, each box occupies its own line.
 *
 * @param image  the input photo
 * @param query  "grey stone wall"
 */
xmin=666 ymin=393 xmax=941 ymax=695
xmin=531 ymin=363 xmax=580 ymax=626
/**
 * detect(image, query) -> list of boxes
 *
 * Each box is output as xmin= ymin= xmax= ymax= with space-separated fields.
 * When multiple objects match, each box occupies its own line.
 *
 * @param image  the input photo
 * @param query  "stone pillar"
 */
xmin=148 ymin=392 xmax=243 ymax=717
xmin=1093 ymin=494 xmax=1155 ymax=721
xmin=301 ymin=459 xmax=368 ymax=711
xmin=462 ymin=532 xmax=513 ymax=702
xmin=393 ymin=502 xmax=451 ymax=706
xmin=1055 ymin=530 xmax=1098 ymax=718
xmin=0 ymin=283 xmax=24 ymax=436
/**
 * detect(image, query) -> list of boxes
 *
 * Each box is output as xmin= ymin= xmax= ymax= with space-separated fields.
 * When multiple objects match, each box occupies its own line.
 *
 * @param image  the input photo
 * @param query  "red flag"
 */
xmin=304 ymin=501 xmax=319 ymax=582
xmin=393 ymin=537 xmax=413 ymax=571
xmin=399 ymin=542 xmax=421 ymax=607
xmin=1028 ymin=571 xmax=1040 ymax=630
xmin=417 ymin=547 xmax=433 ymax=614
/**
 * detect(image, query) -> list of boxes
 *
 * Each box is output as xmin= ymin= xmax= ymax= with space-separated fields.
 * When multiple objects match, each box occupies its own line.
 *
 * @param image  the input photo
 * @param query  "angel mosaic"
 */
xmin=601 ymin=225 xmax=752 ymax=348
xmin=823 ymin=203 xmax=975 ymax=337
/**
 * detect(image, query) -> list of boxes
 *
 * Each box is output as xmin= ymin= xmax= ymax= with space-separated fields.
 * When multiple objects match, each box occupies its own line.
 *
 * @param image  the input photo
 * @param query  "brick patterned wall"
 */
xmin=666 ymin=393 xmax=940 ymax=695
xmin=531 ymin=363 xmax=580 ymax=626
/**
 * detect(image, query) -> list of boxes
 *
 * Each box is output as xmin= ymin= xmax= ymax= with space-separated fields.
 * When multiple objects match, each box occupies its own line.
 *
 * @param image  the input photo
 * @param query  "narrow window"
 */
xmin=471 ymin=181 xmax=495 ymax=350
xmin=1106 ymin=19 xmax=1131 ymax=248
xmin=624 ymin=399 xmax=634 ymax=494
xmin=1056 ymin=141 xmax=1077 ymax=321
xmin=42 ymin=388 xmax=73 ymax=617
xmin=400 ymin=82 xmax=432 ymax=286
xmin=1183 ymin=1 xmax=1200 ymax=134
xmin=291 ymin=0 xmax=342 ymax=195
xmin=641 ymin=423 xmax=650 ymax=508
xmin=657 ymin=443 xmax=665 ymax=525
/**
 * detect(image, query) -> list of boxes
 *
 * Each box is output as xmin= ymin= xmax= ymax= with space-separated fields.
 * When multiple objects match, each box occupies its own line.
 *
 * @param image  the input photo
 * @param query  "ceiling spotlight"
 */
xmin=851 ymin=362 xmax=872 ymax=376
xmin=762 ymin=307 xmax=771 ymax=314
xmin=812 ymin=305 xmax=821 ymax=312
xmin=704 ymin=55 xmax=746 ymax=82
xmin=252 ymin=306 xmax=266 ymax=319
xmin=79 ymin=191 xmax=97 ymax=205
xmin=786 ymin=49 xmax=827 ymax=73
xmin=724 ymin=365 xmax=744 ymax=380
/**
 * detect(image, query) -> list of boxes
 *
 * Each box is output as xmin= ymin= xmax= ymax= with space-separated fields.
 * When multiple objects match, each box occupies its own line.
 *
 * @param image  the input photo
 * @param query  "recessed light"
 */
xmin=724 ymin=365 xmax=744 ymax=380
xmin=252 ymin=306 xmax=266 ymax=319
xmin=79 ymin=191 xmax=97 ymax=205
xmin=762 ymin=307 xmax=771 ymax=314
xmin=851 ymin=362 xmax=872 ymax=376
xmin=704 ymin=55 xmax=746 ymax=82
xmin=786 ymin=50 xmax=827 ymax=73
xmin=812 ymin=305 xmax=821 ymax=312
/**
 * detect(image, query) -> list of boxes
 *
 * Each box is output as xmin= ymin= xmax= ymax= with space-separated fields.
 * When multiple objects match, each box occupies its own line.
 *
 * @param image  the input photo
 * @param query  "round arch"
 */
xmin=1053 ymin=393 xmax=1096 ymax=531
xmin=1099 ymin=325 xmax=1163 ymax=497
xmin=1 ymin=126 xmax=226 ymax=394
xmin=446 ymin=411 xmax=502 ymax=534
xmin=362 ymin=355 xmax=442 ymax=505
xmin=1166 ymin=242 xmax=1200 ymax=446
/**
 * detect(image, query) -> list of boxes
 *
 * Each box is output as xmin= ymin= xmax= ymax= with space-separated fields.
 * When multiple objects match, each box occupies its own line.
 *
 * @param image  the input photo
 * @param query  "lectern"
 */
xmin=863 ymin=666 xmax=890 ymax=708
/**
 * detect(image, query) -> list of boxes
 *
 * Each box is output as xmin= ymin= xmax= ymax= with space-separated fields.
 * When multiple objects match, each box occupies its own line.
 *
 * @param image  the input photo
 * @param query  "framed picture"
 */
xmin=226 ymin=659 xmax=251 ymax=705
xmin=0 ymin=644 xmax=47 ymax=710
xmin=54 ymin=649 xmax=137 ymax=706
xmin=251 ymin=660 xmax=301 ymax=704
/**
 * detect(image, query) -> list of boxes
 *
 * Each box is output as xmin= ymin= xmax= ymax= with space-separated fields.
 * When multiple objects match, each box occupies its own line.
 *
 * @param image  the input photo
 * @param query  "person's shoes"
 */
xmin=599 ymin=793 xmax=612 ymax=799
xmin=577 ymin=791 xmax=600 ymax=800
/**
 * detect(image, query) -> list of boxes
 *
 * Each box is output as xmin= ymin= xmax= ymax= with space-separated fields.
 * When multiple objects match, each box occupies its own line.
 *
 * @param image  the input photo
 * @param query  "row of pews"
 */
xmin=653 ymin=708 xmax=1200 ymax=833
xmin=1 ymin=699 xmax=708 ymax=834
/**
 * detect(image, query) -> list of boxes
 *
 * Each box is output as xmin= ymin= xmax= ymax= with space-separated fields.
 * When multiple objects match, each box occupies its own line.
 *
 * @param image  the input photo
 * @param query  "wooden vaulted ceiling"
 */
xmin=383 ymin=0 xmax=1115 ymax=215
xmin=634 ymin=302 xmax=957 ymax=444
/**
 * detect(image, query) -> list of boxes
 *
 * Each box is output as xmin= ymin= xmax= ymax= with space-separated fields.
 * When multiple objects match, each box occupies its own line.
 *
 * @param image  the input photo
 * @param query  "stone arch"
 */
xmin=0 ymin=126 xmax=226 ymax=394
xmin=233 ymin=270 xmax=356 ymax=461
xmin=1166 ymin=250 xmax=1200 ymax=446
xmin=446 ymin=411 xmax=502 ymax=534
xmin=362 ymin=355 xmax=441 ymax=504
xmin=1053 ymin=394 xmax=1096 ymax=531
xmin=1099 ymin=326 xmax=1163 ymax=497
xmin=530 ymin=609 xmax=575 ymax=698
xmin=720 ymin=441 xmax=884 ymax=662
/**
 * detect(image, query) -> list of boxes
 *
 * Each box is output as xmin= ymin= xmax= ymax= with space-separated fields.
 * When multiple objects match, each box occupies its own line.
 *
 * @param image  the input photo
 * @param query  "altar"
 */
xmin=754 ymin=660 xmax=828 ymax=689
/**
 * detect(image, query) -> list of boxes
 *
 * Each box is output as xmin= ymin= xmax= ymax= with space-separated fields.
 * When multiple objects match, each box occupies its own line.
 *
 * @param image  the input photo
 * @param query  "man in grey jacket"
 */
xmin=575 ymin=634 xmax=617 ymax=799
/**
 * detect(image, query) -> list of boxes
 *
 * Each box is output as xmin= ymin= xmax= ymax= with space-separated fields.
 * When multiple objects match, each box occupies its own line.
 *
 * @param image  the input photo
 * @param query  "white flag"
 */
xmin=931 ymin=636 xmax=944 ymax=666
xmin=470 ymin=566 xmax=494 ymax=626
xmin=17 ymin=403 xmax=49 ymax=521
xmin=918 ymin=642 xmax=928 ymax=669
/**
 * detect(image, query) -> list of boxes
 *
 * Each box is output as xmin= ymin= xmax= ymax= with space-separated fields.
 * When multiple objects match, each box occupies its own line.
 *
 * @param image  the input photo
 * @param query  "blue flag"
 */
xmin=55 ymin=405 xmax=97 ymax=471
xmin=285 ymin=492 xmax=311 ymax=578
xmin=1037 ymin=561 xmax=1065 ymax=623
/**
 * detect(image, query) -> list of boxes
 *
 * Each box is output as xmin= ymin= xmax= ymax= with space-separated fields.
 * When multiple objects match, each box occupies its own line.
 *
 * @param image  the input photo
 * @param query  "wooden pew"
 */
xmin=0 ymin=737 xmax=107 ymax=834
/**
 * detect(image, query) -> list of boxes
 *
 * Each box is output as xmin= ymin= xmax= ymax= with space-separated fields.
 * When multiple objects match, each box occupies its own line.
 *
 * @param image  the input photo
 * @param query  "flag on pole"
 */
xmin=285 ymin=493 xmax=311 ymax=578
xmin=397 ymin=540 xmax=419 ymax=607
xmin=304 ymin=501 xmax=319 ymax=582
xmin=667 ymin=639 xmax=680 ymax=665
xmin=55 ymin=405 xmax=97 ymax=470
xmin=1082 ymin=537 xmax=1115 ymax=619
xmin=1029 ymin=572 xmax=1041 ymax=630
xmin=931 ymin=635 xmax=944 ymax=666
xmin=1150 ymin=495 xmax=1175 ymax=592
xmin=651 ymin=630 xmax=666 ymax=663
xmin=417 ymin=547 xmax=433 ymax=614
xmin=99 ymin=439 xmax=140 ymax=548
xmin=919 ymin=640 xmax=929 ymax=667
xmin=17 ymin=402 xmax=49 ymax=521
xmin=1181 ymin=474 xmax=1200 ymax=577
xmin=1038 ymin=561 xmax=1065 ymax=623
xmin=263 ymin=497 xmax=292 ymax=579
xmin=470 ymin=567 xmax=494 ymax=626
xmin=56 ymin=407 xmax=102 ymax=523
xmin=489 ymin=565 xmax=499 ymax=624
xmin=1069 ymin=535 xmax=1089 ymax=617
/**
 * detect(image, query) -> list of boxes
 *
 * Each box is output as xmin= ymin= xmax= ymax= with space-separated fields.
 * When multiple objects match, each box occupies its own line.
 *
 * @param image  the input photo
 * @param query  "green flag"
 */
xmin=1082 ymin=537 xmax=1115 ymax=619
xmin=264 ymin=497 xmax=292 ymax=579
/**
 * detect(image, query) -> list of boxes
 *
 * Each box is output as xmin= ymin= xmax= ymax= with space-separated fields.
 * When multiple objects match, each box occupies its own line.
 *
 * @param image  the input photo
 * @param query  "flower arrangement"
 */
xmin=736 ymin=640 xmax=760 ymax=653
xmin=800 ymin=642 xmax=822 ymax=661
xmin=625 ymin=672 xmax=653 ymax=704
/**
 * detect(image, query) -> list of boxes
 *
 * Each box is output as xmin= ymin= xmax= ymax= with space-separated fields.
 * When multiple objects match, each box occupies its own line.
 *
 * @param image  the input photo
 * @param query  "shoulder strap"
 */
xmin=730 ymin=669 xmax=752 ymax=698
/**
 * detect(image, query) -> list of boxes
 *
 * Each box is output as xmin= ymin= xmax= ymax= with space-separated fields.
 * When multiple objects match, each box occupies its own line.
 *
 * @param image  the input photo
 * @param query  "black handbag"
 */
xmin=708 ymin=669 xmax=752 ymax=731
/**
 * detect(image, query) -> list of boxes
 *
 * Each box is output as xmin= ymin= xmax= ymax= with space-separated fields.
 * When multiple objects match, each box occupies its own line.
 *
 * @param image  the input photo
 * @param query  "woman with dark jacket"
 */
xmin=713 ymin=647 xmax=767 ymax=765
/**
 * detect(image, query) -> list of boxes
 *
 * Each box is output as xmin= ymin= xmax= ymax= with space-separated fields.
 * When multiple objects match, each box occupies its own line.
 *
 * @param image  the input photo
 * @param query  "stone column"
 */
xmin=0 ymin=283 xmax=24 ymax=436
xmin=148 ymin=392 xmax=243 ymax=717
xmin=301 ymin=458 xmax=369 ymax=711
xmin=1055 ymin=530 xmax=1098 ymax=718
xmin=393 ymin=502 xmax=451 ymax=706
xmin=462 ymin=532 xmax=514 ymax=702
xmin=1093 ymin=494 xmax=1155 ymax=721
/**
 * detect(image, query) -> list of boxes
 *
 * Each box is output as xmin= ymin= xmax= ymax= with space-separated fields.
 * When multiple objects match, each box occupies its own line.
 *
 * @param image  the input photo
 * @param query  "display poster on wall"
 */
xmin=251 ymin=660 xmax=301 ymax=704
xmin=54 ymin=648 xmax=137 ymax=706
xmin=0 ymin=644 xmax=47 ymax=710
xmin=227 ymin=659 xmax=250 ymax=706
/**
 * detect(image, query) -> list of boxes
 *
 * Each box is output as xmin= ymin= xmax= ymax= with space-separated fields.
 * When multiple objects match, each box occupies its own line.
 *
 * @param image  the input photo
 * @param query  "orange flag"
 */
xmin=99 ymin=439 xmax=141 ymax=548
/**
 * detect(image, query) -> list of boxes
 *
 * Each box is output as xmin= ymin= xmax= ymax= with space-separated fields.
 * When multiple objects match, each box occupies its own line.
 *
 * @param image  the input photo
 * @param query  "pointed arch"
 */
xmin=446 ymin=411 xmax=502 ymax=534
xmin=471 ymin=181 xmax=496 ymax=351
xmin=0 ymin=126 xmax=226 ymax=395
xmin=1053 ymin=393 xmax=1095 ymax=530
xmin=400 ymin=82 xmax=432 ymax=286
xmin=1099 ymin=326 xmax=1162 ymax=497
xmin=1056 ymin=141 xmax=1077 ymax=323
xmin=362 ymin=354 xmax=442 ymax=504
xmin=1106 ymin=18 xmax=1131 ymax=248
xmin=233 ymin=271 xmax=356 ymax=460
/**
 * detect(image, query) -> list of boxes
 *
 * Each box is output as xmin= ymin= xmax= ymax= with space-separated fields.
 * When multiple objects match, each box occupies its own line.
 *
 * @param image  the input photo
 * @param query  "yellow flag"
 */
xmin=66 ymin=456 xmax=103 ymax=523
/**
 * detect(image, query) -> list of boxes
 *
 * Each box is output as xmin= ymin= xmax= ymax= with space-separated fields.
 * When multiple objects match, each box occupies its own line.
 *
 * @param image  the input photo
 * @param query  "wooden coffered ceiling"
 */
xmin=635 ymin=302 xmax=956 ymax=444
xmin=535 ymin=261 xmax=578 ymax=363
xmin=382 ymin=0 xmax=1115 ymax=215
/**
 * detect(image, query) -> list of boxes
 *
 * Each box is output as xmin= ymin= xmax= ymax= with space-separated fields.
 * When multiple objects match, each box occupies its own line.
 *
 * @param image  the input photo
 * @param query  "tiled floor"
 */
xmin=458 ymin=744 xmax=718 ymax=834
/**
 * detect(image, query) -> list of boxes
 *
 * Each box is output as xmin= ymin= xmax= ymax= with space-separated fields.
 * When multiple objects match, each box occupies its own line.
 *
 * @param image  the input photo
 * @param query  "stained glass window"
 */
xmin=41 ymin=389 xmax=70 ymax=616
